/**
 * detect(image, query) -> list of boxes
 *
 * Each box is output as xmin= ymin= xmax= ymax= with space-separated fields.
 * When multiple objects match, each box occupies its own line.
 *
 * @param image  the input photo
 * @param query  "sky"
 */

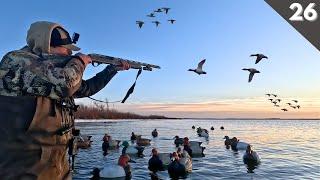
xmin=0 ymin=0 xmax=319 ymax=118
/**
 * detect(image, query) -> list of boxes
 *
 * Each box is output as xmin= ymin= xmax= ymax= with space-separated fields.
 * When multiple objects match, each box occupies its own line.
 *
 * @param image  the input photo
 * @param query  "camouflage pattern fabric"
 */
xmin=0 ymin=47 xmax=118 ymax=179
xmin=0 ymin=47 xmax=118 ymax=99
xmin=0 ymin=48 xmax=85 ymax=99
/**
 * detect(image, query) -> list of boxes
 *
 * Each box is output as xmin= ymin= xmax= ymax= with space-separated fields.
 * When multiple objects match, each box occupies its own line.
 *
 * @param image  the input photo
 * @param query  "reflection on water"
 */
xmin=73 ymin=119 xmax=320 ymax=180
xmin=246 ymin=163 xmax=258 ymax=174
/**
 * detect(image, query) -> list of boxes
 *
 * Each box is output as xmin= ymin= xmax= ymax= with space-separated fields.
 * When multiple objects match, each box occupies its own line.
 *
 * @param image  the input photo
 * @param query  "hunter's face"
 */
xmin=50 ymin=46 xmax=72 ymax=56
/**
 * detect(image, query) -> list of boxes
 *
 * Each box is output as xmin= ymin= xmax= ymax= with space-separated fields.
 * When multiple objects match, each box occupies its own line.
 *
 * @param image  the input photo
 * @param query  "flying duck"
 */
xmin=136 ymin=21 xmax=144 ymax=28
xmin=242 ymin=68 xmax=260 ymax=83
xmin=152 ymin=21 xmax=160 ymax=27
xmin=162 ymin=7 xmax=170 ymax=14
xmin=147 ymin=13 xmax=155 ymax=18
xmin=168 ymin=19 xmax=176 ymax=24
xmin=188 ymin=59 xmax=207 ymax=75
xmin=250 ymin=54 xmax=268 ymax=64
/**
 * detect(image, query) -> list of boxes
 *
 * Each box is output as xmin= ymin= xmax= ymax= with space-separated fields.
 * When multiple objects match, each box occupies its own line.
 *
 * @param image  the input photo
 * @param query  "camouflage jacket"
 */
xmin=0 ymin=47 xmax=117 ymax=100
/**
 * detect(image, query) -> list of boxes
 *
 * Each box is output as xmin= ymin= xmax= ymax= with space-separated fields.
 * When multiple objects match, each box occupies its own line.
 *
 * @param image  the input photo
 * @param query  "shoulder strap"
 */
xmin=121 ymin=69 xmax=142 ymax=103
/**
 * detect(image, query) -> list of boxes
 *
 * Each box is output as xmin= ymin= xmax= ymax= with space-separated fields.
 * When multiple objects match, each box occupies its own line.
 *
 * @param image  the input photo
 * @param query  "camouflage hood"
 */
xmin=26 ymin=21 xmax=64 ymax=55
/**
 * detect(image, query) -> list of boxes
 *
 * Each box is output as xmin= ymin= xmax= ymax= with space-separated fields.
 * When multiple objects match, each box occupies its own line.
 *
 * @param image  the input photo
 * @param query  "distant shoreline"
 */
xmin=75 ymin=118 xmax=319 ymax=122
xmin=182 ymin=118 xmax=320 ymax=120
xmin=75 ymin=104 xmax=177 ymax=119
xmin=75 ymin=104 xmax=319 ymax=121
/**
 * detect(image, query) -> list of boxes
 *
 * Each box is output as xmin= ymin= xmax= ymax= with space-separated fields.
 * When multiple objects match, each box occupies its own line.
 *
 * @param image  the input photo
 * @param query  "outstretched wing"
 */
xmin=197 ymin=59 xmax=206 ymax=70
xmin=255 ymin=57 xmax=262 ymax=64
xmin=248 ymin=72 xmax=254 ymax=82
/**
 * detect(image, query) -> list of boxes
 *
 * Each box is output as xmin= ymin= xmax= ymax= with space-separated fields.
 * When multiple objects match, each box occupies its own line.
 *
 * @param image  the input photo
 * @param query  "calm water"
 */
xmin=72 ymin=119 xmax=320 ymax=180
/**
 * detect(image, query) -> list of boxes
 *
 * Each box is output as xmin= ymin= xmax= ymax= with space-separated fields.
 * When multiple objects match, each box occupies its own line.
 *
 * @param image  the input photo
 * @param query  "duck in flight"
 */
xmin=162 ymin=7 xmax=170 ymax=14
xmin=152 ymin=21 xmax=160 ymax=27
xmin=250 ymin=54 xmax=268 ymax=64
xmin=168 ymin=19 xmax=176 ymax=24
xmin=147 ymin=13 xmax=155 ymax=18
xmin=242 ymin=68 xmax=260 ymax=83
xmin=272 ymin=94 xmax=277 ymax=97
xmin=136 ymin=21 xmax=144 ymax=28
xmin=281 ymin=108 xmax=288 ymax=112
xmin=268 ymin=99 xmax=273 ymax=102
xmin=292 ymin=100 xmax=298 ymax=103
xmin=188 ymin=59 xmax=207 ymax=75
xmin=266 ymin=94 xmax=271 ymax=97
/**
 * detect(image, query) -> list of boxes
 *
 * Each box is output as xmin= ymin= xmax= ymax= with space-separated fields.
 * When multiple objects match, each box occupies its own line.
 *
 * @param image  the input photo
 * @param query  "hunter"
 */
xmin=0 ymin=21 xmax=129 ymax=179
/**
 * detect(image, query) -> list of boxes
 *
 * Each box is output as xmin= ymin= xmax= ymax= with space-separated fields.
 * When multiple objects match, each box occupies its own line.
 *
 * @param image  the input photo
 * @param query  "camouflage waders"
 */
xmin=0 ymin=95 xmax=76 ymax=179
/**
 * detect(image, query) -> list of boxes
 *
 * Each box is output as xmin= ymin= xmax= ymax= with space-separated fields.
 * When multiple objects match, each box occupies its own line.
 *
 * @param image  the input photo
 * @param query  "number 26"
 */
xmin=289 ymin=3 xmax=318 ymax=22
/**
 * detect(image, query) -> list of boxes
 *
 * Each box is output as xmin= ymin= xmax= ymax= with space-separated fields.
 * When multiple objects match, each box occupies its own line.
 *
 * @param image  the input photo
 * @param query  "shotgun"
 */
xmin=88 ymin=53 xmax=161 ymax=71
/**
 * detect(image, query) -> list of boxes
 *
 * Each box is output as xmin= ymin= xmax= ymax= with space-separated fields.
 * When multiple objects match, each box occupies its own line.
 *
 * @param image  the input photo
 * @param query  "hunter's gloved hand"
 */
xmin=115 ymin=61 xmax=131 ymax=71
